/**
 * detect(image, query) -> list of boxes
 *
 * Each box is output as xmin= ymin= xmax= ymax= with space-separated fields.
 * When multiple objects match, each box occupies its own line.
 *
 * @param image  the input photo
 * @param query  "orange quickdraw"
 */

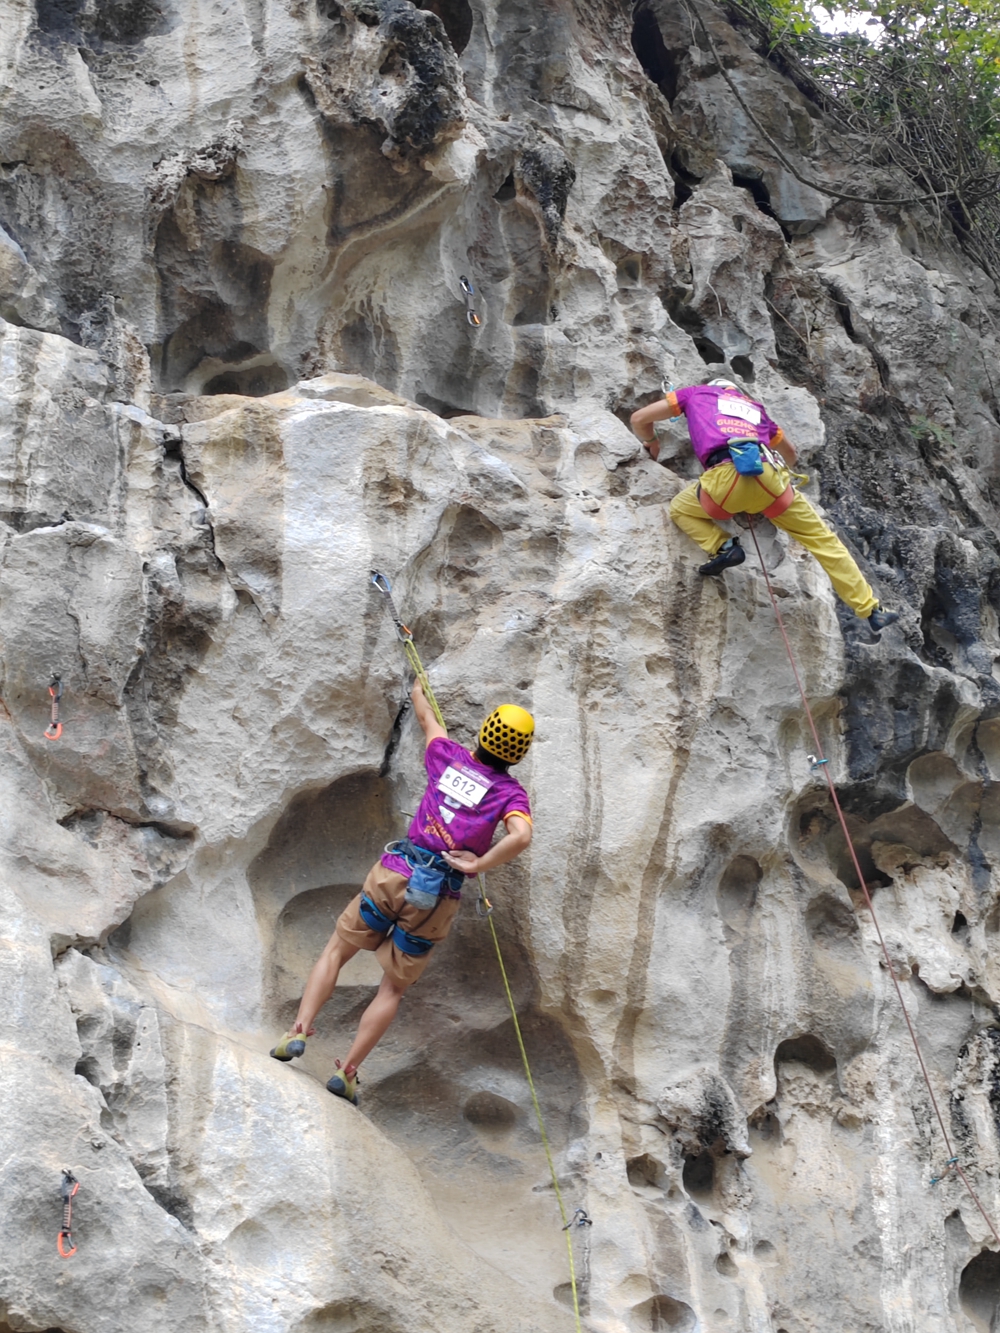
xmin=58 ymin=1171 xmax=78 ymax=1258
xmin=44 ymin=676 xmax=63 ymax=741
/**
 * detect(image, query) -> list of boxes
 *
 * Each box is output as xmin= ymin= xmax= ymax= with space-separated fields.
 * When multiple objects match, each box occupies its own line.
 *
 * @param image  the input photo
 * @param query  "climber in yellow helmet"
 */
xmin=631 ymin=378 xmax=899 ymax=632
xmin=270 ymin=680 xmax=534 ymax=1104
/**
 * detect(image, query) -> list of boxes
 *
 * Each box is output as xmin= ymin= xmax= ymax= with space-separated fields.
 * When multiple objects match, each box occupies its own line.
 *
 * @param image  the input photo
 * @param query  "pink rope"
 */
xmin=746 ymin=518 xmax=1000 ymax=1246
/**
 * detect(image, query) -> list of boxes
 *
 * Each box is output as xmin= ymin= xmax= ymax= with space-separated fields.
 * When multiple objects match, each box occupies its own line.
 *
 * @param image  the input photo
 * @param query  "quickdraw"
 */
xmin=930 ymin=1156 xmax=962 ymax=1186
xmin=45 ymin=676 xmax=63 ymax=742
xmin=459 ymin=275 xmax=482 ymax=327
xmin=562 ymin=1208 xmax=593 ymax=1231
xmin=370 ymin=571 xmax=445 ymax=730
xmin=58 ymin=1170 xmax=79 ymax=1258
xmin=807 ymin=754 xmax=829 ymax=772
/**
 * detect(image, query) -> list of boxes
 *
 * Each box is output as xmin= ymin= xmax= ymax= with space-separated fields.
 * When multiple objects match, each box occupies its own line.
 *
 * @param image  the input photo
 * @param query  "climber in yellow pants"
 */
xmin=632 ymin=378 xmax=899 ymax=630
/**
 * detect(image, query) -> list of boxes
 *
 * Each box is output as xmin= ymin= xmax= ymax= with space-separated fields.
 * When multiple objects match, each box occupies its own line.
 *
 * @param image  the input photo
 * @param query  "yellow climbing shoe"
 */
xmin=326 ymin=1061 xmax=359 ymax=1105
xmin=270 ymin=1032 xmax=307 ymax=1062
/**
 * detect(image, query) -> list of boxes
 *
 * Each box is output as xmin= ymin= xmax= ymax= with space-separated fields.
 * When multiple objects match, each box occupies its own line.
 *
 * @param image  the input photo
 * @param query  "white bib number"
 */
xmin=437 ymin=765 xmax=490 ymax=808
xmin=718 ymin=396 xmax=761 ymax=426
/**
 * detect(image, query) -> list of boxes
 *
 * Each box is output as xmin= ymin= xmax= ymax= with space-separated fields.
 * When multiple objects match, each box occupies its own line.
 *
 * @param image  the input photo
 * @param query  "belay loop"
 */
xmin=58 ymin=1170 xmax=79 ymax=1258
xmin=45 ymin=676 xmax=63 ymax=742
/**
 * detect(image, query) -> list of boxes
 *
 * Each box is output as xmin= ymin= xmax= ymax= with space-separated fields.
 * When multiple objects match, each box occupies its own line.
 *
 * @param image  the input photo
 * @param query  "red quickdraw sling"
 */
xmin=58 ymin=1170 xmax=79 ymax=1258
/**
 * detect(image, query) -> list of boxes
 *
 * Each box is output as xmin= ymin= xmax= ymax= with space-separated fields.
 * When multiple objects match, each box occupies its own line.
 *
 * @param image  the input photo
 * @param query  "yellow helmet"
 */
xmin=478 ymin=704 xmax=535 ymax=764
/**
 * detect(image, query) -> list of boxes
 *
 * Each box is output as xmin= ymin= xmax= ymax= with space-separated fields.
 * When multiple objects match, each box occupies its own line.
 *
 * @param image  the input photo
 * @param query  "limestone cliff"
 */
xmin=2 ymin=1 xmax=1000 ymax=1330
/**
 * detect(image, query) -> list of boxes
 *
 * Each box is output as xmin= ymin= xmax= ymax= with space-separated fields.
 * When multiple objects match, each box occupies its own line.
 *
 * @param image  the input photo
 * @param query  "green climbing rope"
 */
xmin=481 ymin=872 xmax=584 ymax=1332
xmin=371 ymin=570 xmax=585 ymax=1330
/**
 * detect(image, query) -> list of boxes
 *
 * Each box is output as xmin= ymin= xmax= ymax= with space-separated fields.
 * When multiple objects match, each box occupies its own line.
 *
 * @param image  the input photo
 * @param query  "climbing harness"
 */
xmin=385 ymin=837 xmax=465 ymax=910
xmin=45 ymin=676 xmax=63 ymax=741
xmin=371 ymin=574 xmax=588 ymax=1333
xmin=746 ymin=518 xmax=1000 ymax=1247
xmin=370 ymin=572 xmax=445 ymax=731
xmin=459 ymin=275 xmax=482 ymax=327
xmin=58 ymin=1170 xmax=78 ymax=1258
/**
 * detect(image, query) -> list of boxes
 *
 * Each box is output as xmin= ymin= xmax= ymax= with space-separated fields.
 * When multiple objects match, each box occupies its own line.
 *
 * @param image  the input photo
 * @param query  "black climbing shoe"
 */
xmin=327 ymin=1061 xmax=359 ymax=1106
xmin=868 ymin=606 xmax=899 ymax=633
xmin=270 ymin=1032 xmax=307 ymax=1062
xmin=698 ymin=538 xmax=746 ymax=576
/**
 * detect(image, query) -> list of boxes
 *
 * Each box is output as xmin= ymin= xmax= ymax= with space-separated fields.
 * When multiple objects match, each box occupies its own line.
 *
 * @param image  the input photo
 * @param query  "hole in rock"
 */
xmin=555 ymin=1281 xmax=590 ymax=1312
xmin=462 ymin=1089 xmax=519 ymax=1134
xmin=634 ymin=1293 xmax=697 ymax=1331
xmin=417 ymin=0 xmax=473 ymax=53
xmin=774 ymin=1033 xmax=837 ymax=1074
xmin=805 ymin=893 xmax=859 ymax=942
xmin=494 ymin=172 xmax=516 ymax=202
xmin=793 ymin=797 xmax=893 ymax=892
xmin=627 ymin=1153 xmax=664 ymax=1190
xmin=715 ymin=1250 xmax=738 ymax=1276
xmin=661 ymin=285 xmax=704 ymax=337
xmin=415 ymin=391 xmax=474 ymax=419
xmin=669 ymin=150 xmax=700 ymax=208
xmin=683 ymin=1149 xmax=715 ymax=1198
xmin=694 ymin=336 xmax=726 ymax=365
xmin=730 ymin=355 xmax=754 ymax=382
xmin=202 ymin=363 xmax=289 ymax=397
xmin=716 ymin=855 xmax=761 ymax=934
xmin=294 ymin=1299 xmax=388 ymax=1333
xmin=748 ymin=1103 xmax=780 ymax=1141
xmin=953 ymin=910 xmax=969 ymax=935
xmin=961 ymin=1248 xmax=1000 ymax=1332
xmin=631 ymin=0 xmax=680 ymax=103
xmin=754 ymin=1238 xmax=777 ymax=1260
xmin=616 ymin=255 xmax=642 ymax=289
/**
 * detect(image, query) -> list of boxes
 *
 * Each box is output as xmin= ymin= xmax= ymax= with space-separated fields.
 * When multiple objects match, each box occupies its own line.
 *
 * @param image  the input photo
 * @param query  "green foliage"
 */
xmin=727 ymin=0 xmax=1000 ymax=275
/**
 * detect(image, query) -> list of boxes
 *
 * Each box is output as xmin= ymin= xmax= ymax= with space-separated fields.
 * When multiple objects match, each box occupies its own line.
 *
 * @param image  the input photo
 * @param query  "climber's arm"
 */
xmin=441 ymin=816 xmax=532 ymax=876
xmin=771 ymin=427 xmax=798 ymax=467
xmin=631 ymin=392 xmax=683 ymax=461
xmin=411 ymin=678 xmax=448 ymax=746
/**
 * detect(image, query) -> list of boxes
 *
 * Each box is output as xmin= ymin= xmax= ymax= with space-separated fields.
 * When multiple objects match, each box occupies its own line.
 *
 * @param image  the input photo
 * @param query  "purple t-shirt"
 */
xmin=382 ymin=737 xmax=532 ymax=890
xmin=674 ymin=385 xmax=781 ymax=466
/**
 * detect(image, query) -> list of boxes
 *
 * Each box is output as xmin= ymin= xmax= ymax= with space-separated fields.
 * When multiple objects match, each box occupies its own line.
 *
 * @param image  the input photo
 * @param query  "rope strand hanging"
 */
xmin=370 ymin=570 xmax=587 ymax=1331
xmin=745 ymin=518 xmax=1000 ymax=1246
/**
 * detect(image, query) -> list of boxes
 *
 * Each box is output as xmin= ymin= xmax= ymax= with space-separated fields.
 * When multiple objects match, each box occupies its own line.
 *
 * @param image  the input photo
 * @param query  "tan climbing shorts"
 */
xmin=336 ymin=860 xmax=461 ymax=988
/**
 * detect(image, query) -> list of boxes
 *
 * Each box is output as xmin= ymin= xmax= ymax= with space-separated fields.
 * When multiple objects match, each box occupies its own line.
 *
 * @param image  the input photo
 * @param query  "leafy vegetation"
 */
xmin=720 ymin=0 xmax=1000 ymax=277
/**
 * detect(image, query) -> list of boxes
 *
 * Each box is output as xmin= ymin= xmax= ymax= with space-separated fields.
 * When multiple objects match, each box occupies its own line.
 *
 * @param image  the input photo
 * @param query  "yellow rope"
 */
xmin=482 ymin=875 xmax=584 ymax=1333
xmin=394 ymin=625 xmax=584 ymax=1330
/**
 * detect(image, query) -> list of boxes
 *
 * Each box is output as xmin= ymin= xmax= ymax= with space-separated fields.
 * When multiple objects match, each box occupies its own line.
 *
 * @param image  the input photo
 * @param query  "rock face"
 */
xmin=2 ymin=1 xmax=1000 ymax=1331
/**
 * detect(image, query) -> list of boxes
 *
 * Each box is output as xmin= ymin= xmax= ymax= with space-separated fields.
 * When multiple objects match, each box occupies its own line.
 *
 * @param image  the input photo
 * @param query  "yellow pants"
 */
xmin=669 ymin=463 xmax=878 ymax=618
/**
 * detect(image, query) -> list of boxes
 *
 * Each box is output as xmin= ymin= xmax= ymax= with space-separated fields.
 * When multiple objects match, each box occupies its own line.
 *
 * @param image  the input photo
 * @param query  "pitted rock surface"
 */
xmin=2 ymin=2 xmax=1000 ymax=1331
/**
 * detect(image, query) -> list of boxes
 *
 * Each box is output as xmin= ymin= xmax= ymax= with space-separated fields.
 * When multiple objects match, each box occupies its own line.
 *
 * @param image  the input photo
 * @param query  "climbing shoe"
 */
xmin=868 ymin=605 xmax=900 ymax=633
xmin=270 ymin=1032 xmax=307 ymax=1062
xmin=327 ymin=1061 xmax=359 ymax=1106
xmin=698 ymin=538 xmax=745 ymax=576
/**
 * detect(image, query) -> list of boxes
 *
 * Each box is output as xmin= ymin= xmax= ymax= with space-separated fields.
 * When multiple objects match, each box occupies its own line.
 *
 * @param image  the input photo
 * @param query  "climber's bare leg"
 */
xmin=294 ymin=933 xmax=360 ymax=1035
xmin=342 ymin=973 xmax=410 ymax=1068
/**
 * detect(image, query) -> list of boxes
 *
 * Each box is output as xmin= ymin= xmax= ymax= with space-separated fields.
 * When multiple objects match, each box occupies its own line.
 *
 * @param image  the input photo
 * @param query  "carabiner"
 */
xmin=459 ymin=275 xmax=482 ymax=328
xmin=476 ymin=893 xmax=494 ymax=918
xmin=45 ymin=675 xmax=63 ymax=741
xmin=562 ymin=1207 xmax=593 ymax=1230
